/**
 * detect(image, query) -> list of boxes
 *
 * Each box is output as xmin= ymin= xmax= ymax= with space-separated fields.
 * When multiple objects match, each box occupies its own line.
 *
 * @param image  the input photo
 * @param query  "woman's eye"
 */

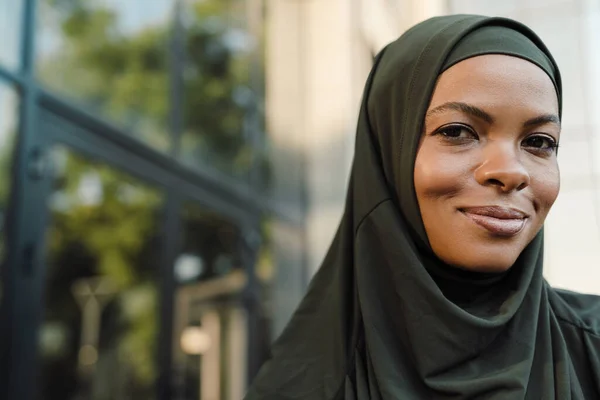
xmin=435 ymin=124 xmax=477 ymax=141
xmin=522 ymin=135 xmax=558 ymax=152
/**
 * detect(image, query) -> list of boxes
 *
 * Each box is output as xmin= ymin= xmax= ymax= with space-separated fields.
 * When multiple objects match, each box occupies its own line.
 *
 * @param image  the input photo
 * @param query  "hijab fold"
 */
xmin=246 ymin=15 xmax=600 ymax=400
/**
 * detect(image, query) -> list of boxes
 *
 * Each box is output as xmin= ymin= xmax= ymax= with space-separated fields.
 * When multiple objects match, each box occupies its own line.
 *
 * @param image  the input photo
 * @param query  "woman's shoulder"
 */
xmin=547 ymin=284 xmax=600 ymax=338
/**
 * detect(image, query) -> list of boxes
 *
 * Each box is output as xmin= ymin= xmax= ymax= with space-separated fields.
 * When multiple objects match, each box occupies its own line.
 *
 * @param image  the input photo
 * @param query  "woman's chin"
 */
xmin=439 ymin=248 xmax=521 ymax=274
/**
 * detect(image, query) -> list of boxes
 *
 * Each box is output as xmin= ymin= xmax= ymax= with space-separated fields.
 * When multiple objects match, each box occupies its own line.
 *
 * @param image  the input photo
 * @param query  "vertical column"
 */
xmin=7 ymin=0 xmax=45 ymax=399
xmin=200 ymin=310 xmax=221 ymax=400
xmin=302 ymin=0 xmax=361 ymax=279
xmin=227 ymin=307 xmax=248 ymax=400
xmin=265 ymin=0 xmax=310 ymax=338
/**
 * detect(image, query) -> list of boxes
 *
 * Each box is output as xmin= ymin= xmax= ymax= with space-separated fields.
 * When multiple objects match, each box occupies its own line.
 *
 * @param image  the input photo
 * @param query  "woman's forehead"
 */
xmin=429 ymin=54 xmax=559 ymax=116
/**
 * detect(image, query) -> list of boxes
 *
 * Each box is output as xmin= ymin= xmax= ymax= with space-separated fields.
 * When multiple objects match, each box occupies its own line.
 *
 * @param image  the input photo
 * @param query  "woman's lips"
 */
xmin=459 ymin=206 xmax=529 ymax=237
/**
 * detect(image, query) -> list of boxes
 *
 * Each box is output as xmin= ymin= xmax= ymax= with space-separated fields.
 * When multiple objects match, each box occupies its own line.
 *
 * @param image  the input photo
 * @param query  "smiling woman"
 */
xmin=245 ymin=15 xmax=600 ymax=400
xmin=416 ymin=54 xmax=561 ymax=272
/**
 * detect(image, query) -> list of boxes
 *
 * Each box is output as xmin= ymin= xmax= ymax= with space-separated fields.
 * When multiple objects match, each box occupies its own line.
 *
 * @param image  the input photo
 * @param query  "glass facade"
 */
xmin=36 ymin=0 xmax=174 ymax=152
xmin=180 ymin=0 xmax=266 ymax=181
xmin=0 ymin=0 xmax=287 ymax=399
xmin=0 ymin=82 xmax=19 ymax=312
xmin=0 ymin=0 xmax=24 ymax=70
xmin=175 ymin=202 xmax=243 ymax=285
xmin=39 ymin=147 xmax=165 ymax=399
xmin=171 ymin=203 xmax=259 ymax=399
xmin=34 ymin=0 xmax=268 ymax=184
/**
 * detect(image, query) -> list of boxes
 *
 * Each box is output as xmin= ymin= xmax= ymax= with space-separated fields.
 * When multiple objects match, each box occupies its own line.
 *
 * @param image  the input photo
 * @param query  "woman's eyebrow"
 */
xmin=426 ymin=102 xmax=494 ymax=123
xmin=426 ymin=101 xmax=560 ymax=128
xmin=523 ymin=114 xmax=560 ymax=128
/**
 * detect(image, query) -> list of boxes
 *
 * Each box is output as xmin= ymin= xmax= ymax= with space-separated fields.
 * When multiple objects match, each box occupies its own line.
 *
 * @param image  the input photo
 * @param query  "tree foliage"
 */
xmin=38 ymin=0 xmax=268 ymax=181
xmin=33 ymin=1 xmax=270 ymax=397
xmin=42 ymin=148 xmax=163 ymax=399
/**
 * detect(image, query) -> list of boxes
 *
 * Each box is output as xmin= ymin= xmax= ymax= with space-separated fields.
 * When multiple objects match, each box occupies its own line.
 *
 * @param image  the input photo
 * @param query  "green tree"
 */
xmin=38 ymin=0 xmax=269 ymax=182
xmin=43 ymin=149 xmax=163 ymax=399
xmin=35 ymin=1 xmax=270 ymax=396
xmin=39 ymin=0 xmax=171 ymax=150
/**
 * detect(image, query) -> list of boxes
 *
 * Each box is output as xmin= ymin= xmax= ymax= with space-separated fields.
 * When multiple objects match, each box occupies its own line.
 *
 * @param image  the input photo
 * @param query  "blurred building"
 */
xmin=0 ymin=0 xmax=598 ymax=399
xmin=0 ymin=0 xmax=271 ymax=399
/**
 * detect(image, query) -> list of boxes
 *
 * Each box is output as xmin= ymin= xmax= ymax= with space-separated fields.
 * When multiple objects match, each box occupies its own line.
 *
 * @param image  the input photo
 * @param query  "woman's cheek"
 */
xmin=532 ymin=163 xmax=560 ymax=214
xmin=414 ymin=147 xmax=471 ymax=200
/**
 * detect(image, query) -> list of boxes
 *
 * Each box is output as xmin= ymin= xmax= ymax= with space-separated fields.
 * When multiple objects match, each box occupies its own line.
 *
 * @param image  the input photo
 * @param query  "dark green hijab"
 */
xmin=246 ymin=15 xmax=600 ymax=400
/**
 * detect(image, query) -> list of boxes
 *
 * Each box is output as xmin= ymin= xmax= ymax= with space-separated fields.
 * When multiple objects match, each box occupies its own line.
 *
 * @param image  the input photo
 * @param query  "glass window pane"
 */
xmin=0 ymin=0 xmax=24 ymax=69
xmin=35 ymin=0 xmax=173 ymax=152
xmin=179 ymin=0 xmax=266 ymax=180
xmin=175 ymin=202 xmax=243 ymax=285
xmin=174 ymin=298 xmax=249 ymax=399
xmin=0 ymin=82 xmax=19 ymax=307
xmin=171 ymin=203 xmax=248 ymax=398
xmin=39 ymin=147 xmax=165 ymax=399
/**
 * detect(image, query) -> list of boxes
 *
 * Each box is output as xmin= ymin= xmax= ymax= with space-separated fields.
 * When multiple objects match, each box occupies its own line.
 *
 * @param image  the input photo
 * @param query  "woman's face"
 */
xmin=414 ymin=54 xmax=560 ymax=272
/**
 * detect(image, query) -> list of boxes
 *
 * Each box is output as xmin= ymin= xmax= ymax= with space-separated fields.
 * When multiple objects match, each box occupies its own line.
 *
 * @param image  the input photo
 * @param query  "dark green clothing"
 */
xmin=245 ymin=15 xmax=600 ymax=399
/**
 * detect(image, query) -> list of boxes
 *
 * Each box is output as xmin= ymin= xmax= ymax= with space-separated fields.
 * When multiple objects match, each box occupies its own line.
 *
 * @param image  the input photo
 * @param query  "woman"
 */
xmin=246 ymin=15 xmax=600 ymax=399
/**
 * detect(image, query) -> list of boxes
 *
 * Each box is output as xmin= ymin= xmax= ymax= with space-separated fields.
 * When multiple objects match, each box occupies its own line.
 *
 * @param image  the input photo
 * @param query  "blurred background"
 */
xmin=0 ymin=0 xmax=598 ymax=399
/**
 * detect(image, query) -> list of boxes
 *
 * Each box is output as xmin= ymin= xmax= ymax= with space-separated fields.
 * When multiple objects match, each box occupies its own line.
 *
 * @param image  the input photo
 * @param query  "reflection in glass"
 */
xmin=180 ymin=0 xmax=267 ymax=180
xmin=36 ymin=0 xmax=173 ymax=152
xmin=173 ymin=298 xmax=248 ymax=400
xmin=177 ymin=202 xmax=242 ymax=284
xmin=0 ymin=82 xmax=19 ymax=308
xmin=39 ymin=147 xmax=164 ymax=400
xmin=171 ymin=202 xmax=248 ymax=399
xmin=0 ymin=0 xmax=24 ymax=69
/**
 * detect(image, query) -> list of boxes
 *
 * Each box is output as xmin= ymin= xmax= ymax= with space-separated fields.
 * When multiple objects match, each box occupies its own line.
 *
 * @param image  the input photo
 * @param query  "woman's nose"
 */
xmin=474 ymin=144 xmax=530 ymax=192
